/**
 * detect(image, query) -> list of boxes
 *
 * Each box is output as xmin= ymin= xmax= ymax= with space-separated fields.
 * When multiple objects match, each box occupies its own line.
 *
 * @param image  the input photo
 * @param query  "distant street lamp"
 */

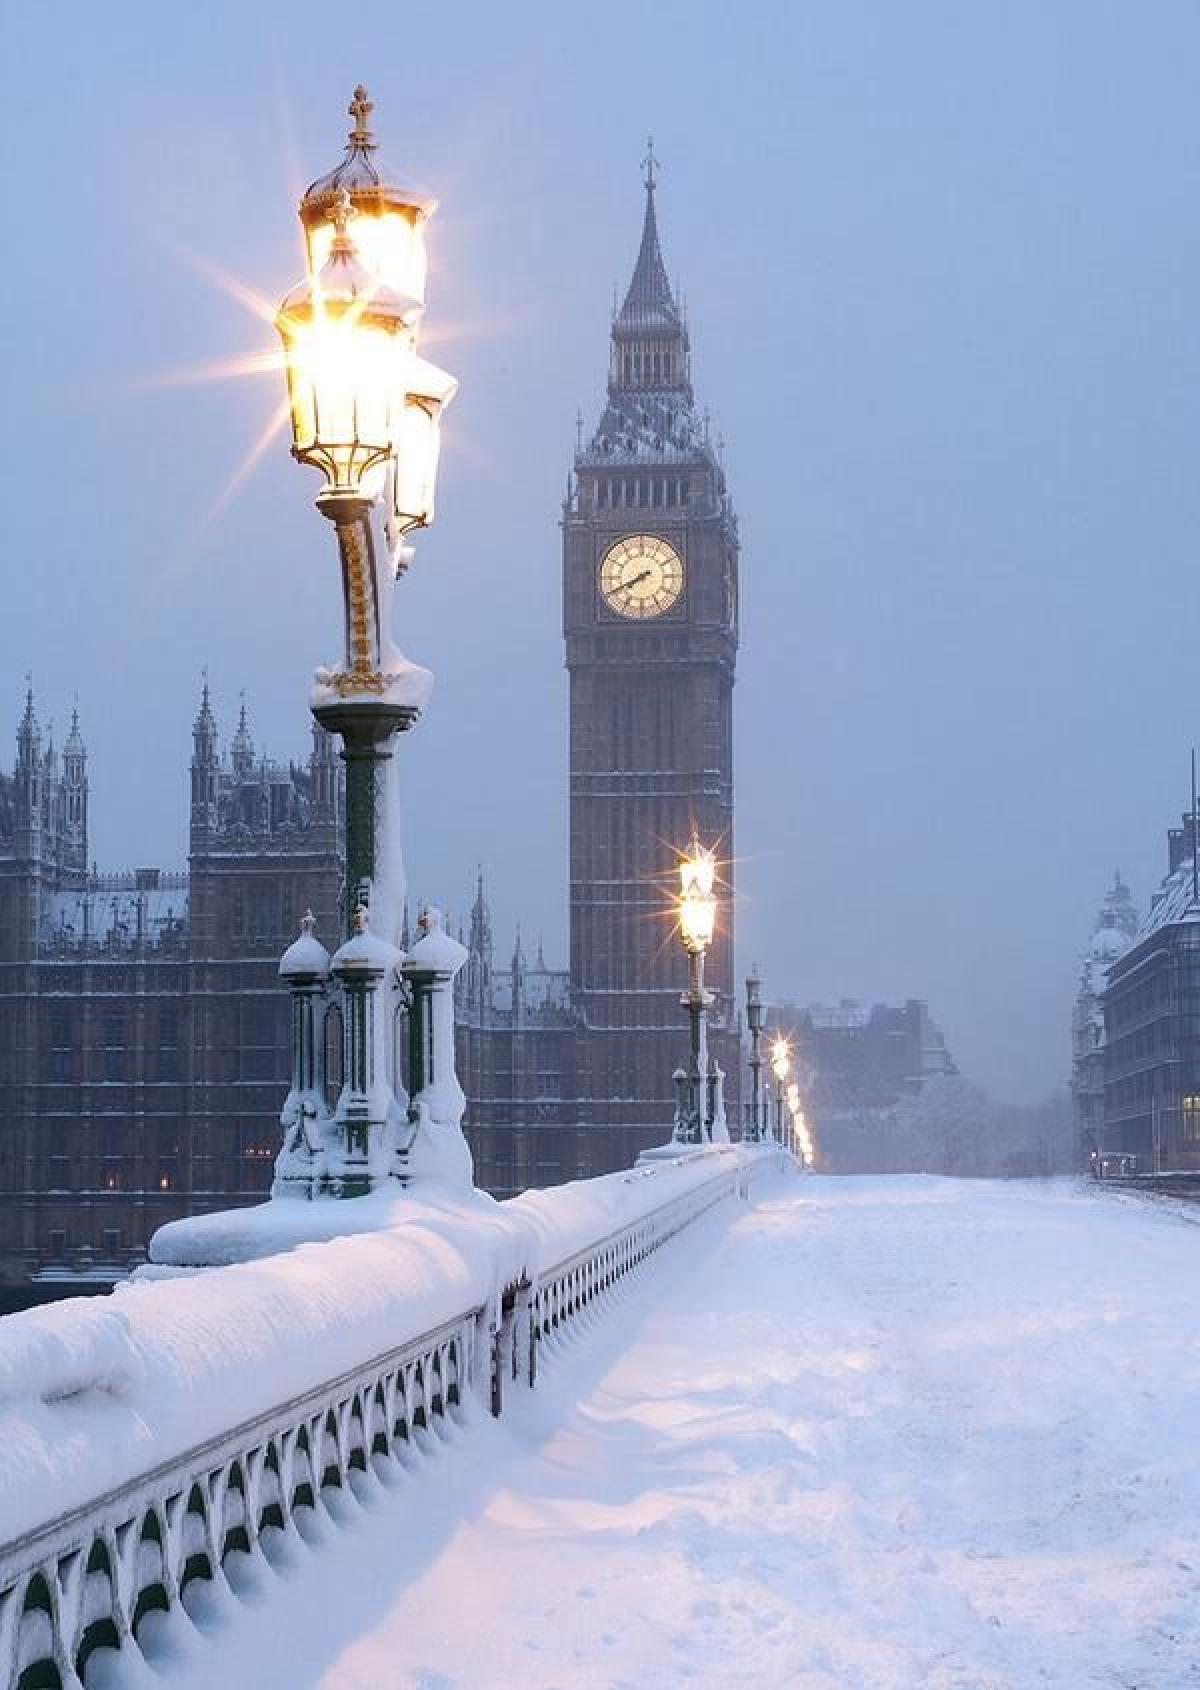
xmin=786 ymin=1080 xmax=800 ymax=1158
xmin=771 ymin=1034 xmax=791 ymax=1150
xmin=674 ymin=837 xmax=718 ymax=1144
xmin=273 ymin=87 xmax=464 ymax=1199
xmin=745 ymin=969 xmax=765 ymax=1141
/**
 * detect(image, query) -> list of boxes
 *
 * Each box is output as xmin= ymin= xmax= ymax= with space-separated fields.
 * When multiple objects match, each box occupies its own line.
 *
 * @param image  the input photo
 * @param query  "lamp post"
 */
xmin=273 ymin=88 xmax=462 ymax=1199
xmin=674 ymin=837 xmax=718 ymax=1145
xmin=771 ymin=1034 xmax=791 ymax=1150
xmin=745 ymin=969 xmax=764 ymax=1142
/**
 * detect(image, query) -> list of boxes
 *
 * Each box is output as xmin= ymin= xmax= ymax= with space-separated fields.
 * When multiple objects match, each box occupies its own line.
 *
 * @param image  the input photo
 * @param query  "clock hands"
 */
xmin=621 ymin=567 xmax=653 ymax=593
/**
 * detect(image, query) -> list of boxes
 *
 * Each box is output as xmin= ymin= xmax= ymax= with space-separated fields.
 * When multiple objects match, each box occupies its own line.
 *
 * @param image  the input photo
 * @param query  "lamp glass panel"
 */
xmin=309 ymin=211 xmax=427 ymax=304
xmin=680 ymin=890 xmax=716 ymax=950
xmin=390 ymin=398 xmax=441 ymax=530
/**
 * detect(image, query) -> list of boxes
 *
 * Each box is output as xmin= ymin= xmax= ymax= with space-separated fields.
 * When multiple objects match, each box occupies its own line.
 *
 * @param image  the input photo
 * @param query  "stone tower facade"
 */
xmin=562 ymin=156 xmax=740 ymax=1156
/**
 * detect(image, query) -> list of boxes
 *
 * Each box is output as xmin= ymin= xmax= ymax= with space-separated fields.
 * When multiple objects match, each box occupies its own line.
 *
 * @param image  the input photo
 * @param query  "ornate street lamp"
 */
xmin=771 ymin=1034 xmax=791 ymax=1149
xmin=273 ymin=88 xmax=463 ymax=1200
xmin=745 ymin=969 xmax=765 ymax=1142
xmin=674 ymin=837 xmax=719 ymax=1145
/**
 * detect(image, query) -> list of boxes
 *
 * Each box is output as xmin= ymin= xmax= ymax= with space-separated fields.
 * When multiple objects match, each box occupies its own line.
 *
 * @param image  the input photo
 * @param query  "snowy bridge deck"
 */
xmin=81 ymin=1177 xmax=1200 ymax=1689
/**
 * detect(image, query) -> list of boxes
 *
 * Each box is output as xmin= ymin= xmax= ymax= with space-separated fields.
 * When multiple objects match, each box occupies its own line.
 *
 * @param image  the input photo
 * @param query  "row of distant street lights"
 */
xmin=673 ymin=839 xmax=812 ymax=1165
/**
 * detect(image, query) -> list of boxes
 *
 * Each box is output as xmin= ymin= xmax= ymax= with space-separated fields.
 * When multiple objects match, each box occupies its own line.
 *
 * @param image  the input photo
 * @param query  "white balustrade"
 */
xmin=0 ymin=1146 xmax=787 ymax=1689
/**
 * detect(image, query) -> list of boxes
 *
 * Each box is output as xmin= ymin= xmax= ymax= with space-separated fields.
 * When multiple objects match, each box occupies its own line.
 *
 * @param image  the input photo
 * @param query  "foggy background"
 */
xmin=2 ymin=0 xmax=1197 ymax=1102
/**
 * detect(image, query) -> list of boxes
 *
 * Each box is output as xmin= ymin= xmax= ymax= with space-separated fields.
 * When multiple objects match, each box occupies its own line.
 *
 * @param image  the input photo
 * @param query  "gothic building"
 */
xmin=0 ymin=685 xmax=340 ymax=1285
xmin=459 ymin=158 xmax=741 ymax=1188
xmin=1070 ymin=871 xmax=1139 ymax=1166
xmin=1101 ymin=799 xmax=1200 ymax=1169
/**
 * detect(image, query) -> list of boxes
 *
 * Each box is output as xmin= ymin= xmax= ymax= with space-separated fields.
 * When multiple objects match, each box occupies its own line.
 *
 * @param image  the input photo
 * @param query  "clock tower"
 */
xmin=563 ymin=149 xmax=739 ymax=1162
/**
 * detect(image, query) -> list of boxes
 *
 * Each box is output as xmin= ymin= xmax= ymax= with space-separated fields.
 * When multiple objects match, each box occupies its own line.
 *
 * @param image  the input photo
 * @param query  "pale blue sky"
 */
xmin=2 ymin=1 xmax=1198 ymax=1098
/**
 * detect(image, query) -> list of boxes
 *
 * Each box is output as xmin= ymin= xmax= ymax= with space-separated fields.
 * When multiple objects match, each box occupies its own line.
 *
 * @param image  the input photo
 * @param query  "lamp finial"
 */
xmin=348 ymin=85 xmax=375 ymax=150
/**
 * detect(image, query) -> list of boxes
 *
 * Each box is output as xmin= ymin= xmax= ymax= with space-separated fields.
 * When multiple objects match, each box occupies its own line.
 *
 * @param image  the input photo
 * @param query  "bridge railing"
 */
xmin=0 ymin=1144 xmax=787 ymax=1690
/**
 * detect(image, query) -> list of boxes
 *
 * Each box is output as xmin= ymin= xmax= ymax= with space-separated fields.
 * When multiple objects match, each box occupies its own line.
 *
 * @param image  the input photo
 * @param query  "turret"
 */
xmin=464 ymin=868 xmax=493 ymax=1015
xmin=14 ymin=684 xmax=42 ymax=862
xmin=309 ymin=718 xmax=339 ymax=819
xmin=190 ymin=676 xmax=220 ymax=842
xmin=61 ymin=705 xmax=88 ymax=871
xmin=230 ymin=694 xmax=255 ymax=779
xmin=511 ymin=927 xmax=526 ymax=1024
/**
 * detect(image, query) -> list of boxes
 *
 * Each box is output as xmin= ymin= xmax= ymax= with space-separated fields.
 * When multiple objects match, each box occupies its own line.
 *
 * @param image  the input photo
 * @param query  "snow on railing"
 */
xmin=0 ymin=1145 xmax=786 ymax=1689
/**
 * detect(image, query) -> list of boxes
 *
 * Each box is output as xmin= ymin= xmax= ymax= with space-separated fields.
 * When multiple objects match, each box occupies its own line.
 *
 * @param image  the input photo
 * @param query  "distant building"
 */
xmin=1102 ymin=801 xmax=1200 ymax=1169
xmin=0 ymin=685 xmax=340 ymax=1286
xmin=1071 ymin=872 xmax=1139 ymax=1166
xmin=455 ymin=874 xmax=586 ymax=1197
xmin=768 ymin=997 xmax=956 ymax=1164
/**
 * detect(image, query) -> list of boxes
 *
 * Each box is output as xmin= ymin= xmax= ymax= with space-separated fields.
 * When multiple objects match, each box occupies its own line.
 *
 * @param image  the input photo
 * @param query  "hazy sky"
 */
xmin=2 ymin=1 xmax=1198 ymax=1101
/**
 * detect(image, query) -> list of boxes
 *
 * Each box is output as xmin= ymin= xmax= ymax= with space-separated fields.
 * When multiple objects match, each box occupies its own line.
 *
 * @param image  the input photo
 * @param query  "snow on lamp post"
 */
xmin=674 ymin=838 xmax=718 ymax=1145
xmin=273 ymin=89 xmax=462 ymax=1199
xmin=771 ymin=1035 xmax=791 ymax=1150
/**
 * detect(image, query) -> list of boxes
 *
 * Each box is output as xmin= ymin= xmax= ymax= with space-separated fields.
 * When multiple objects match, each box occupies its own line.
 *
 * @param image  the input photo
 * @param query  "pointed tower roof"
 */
xmin=17 ymin=681 xmax=39 ymax=760
xmin=193 ymin=673 xmax=217 ymax=735
xmin=616 ymin=139 xmax=681 ymax=334
xmin=469 ymin=866 xmax=492 ymax=957
xmin=230 ymin=692 xmax=254 ymax=776
xmin=64 ymin=702 xmax=85 ymax=759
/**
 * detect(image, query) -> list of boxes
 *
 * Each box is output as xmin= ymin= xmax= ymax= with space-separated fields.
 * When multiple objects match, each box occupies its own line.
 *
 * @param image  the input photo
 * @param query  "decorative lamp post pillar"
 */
xmin=273 ymin=88 xmax=457 ymax=1199
xmin=399 ymin=907 xmax=472 ymax=1187
xmin=277 ymin=912 xmax=331 ymax=1182
xmin=745 ymin=970 xmax=764 ymax=1141
xmin=771 ymin=1035 xmax=791 ymax=1150
xmin=674 ymin=837 xmax=718 ymax=1145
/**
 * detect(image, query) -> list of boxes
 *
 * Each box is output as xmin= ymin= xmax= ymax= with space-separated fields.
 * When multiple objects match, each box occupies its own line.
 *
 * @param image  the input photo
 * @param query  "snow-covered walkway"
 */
xmin=113 ymin=1177 xmax=1200 ymax=1689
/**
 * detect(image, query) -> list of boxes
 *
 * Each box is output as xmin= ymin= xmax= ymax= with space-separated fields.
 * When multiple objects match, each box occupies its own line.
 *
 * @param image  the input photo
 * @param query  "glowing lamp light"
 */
xmin=277 ymin=190 xmax=421 ymax=505
xmin=300 ymin=85 xmax=435 ymax=306
xmin=787 ymin=1081 xmax=800 ymax=1113
xmin=678 ymin=838 xmax=718 ymax=954
xmin=771 ymin=1036 xmax=791 ymax=1084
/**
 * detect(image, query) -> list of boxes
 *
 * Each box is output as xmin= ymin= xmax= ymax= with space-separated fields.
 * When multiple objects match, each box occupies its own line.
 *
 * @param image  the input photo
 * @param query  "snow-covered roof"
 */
xmin=41 ymin=875 xmax=189 ymax=954
xmin=1140 ymin=859 xmax=1200 ymax=940
xmin=579 ymin=388 xmax=711 ymax=469
xmin=807 ymin=1003 xmax=872 ymax=1031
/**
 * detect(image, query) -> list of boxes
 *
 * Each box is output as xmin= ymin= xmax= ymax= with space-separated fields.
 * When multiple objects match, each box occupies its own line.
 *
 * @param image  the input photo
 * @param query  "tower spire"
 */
xmin=617 ymin=141 xmax=679 ymax=332
xmin=231 ymin=690 xmax=254 ymax=777
xmin=17 ymin=677 xmax=39 ymax=767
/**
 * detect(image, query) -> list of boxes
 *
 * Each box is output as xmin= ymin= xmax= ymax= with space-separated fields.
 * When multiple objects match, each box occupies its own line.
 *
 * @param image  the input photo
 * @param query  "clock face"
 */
xmin=599 ymin=535 xmax=684 ymax=619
